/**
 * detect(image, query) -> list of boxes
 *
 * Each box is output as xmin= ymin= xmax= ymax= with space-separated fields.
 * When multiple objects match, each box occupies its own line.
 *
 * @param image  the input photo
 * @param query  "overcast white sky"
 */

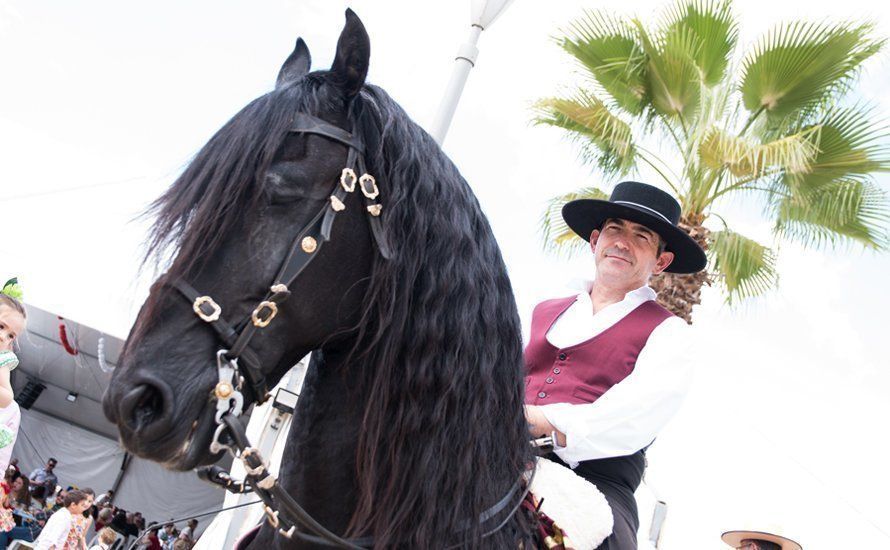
xmin=1 ymin=1 xmax=889 ymax=548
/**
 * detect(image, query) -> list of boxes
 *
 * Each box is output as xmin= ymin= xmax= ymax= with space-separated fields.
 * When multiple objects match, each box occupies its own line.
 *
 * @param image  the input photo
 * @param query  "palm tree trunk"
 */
xmin=649 ymin=216 xmax=712 ymax=323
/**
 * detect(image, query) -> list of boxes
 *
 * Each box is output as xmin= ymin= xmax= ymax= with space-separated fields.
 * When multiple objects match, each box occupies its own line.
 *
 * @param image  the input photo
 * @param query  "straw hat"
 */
xmin=722 ymin=529 xmax=802 ymax=550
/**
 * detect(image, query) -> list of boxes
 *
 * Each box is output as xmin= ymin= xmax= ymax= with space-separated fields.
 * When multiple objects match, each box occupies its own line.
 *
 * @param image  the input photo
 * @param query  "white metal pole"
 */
xmin=429 ymin=24 xmax=483 ymax=145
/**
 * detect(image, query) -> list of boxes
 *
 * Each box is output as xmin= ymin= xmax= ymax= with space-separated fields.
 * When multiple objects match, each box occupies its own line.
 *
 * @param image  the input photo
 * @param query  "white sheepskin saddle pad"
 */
xmin=527 ymin=456 xmax=613 ymax=549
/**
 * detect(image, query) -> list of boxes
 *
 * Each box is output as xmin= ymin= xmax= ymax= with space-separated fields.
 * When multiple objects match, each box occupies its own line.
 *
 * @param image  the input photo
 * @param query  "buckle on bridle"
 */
xmin=193 ymin=296 xmax=222 ymax=322
xmin=359 ymin=173 xmax=379 ymax=199
xmin=251 ymin=301 xmax=278 ymax=328
xmin=340 ymin=168 xmax=357 ymax=192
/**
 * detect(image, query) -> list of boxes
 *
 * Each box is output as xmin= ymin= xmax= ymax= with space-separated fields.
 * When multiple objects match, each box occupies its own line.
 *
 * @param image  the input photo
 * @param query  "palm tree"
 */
xmin=536 ymin=0 xmax=890 ymax=322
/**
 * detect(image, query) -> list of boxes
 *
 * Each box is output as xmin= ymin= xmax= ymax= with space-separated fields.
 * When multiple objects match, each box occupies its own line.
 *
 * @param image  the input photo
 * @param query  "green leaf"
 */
xmin=534 ymin=92 xmax=637 ymax=176
xmin=786 ymin=105 xmax=890 ymax=189
xmin=699 ymin=125 xmax=820 ymax=178
xmin=540 ymin=186 xmax=610 ymax=256
xmin=560 ymin=10 xmax=648 ymax=115
xmin=637 ymin=19 xmax=703 ymax=121
xmin=709 ymin=230 xmax=778 ymax=303
xmin=775 ymin=178 xmax=890 ymax=249
xmin=661 ymin=0 xmax=738 ymax=85
xmin=740 ymin=21 xmax=884 ymax=124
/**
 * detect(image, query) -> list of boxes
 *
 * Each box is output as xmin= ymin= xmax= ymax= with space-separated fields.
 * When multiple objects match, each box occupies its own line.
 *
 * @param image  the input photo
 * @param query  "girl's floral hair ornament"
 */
xmin=1 ymin=278 xmax=23 ymax=301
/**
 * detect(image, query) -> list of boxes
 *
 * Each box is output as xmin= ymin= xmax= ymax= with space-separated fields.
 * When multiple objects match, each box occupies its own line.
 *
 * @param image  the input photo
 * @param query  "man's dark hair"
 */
xmin=47 ymin=458 xmax=57 ymax=466
xmin=63 ymin=489 xmax=89 ymax=507
xmin=743 ymin=539 xmax=782 ymax=550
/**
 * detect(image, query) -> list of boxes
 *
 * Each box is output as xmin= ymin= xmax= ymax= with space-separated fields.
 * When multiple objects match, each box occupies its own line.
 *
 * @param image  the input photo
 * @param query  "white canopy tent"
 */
xmin=11 ymin=302 xmax=225 ymax=527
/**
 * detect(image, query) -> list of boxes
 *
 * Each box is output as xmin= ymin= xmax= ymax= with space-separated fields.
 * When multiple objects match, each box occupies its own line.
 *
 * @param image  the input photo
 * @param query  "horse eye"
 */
xmin=265 ymin=168 xmax=310 ymax=204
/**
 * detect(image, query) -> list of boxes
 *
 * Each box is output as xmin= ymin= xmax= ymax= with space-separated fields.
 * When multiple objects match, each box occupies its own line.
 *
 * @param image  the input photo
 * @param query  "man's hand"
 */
xmin=524 ymin=405 xmax=566 ymax=446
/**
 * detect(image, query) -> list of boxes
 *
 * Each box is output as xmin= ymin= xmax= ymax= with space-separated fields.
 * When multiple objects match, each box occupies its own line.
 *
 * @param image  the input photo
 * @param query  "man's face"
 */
xmin=46 ymin=460 xmax=56 ymax=471
xmin=590 ymin=218 xmax=674 ymax=289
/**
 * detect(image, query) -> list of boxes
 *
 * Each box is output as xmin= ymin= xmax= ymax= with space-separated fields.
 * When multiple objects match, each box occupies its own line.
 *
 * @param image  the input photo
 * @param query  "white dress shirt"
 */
xmin=34 ymin=507 xmax=72 ymax=550
xmin=537 ymin=281 xmax=693 ymax=467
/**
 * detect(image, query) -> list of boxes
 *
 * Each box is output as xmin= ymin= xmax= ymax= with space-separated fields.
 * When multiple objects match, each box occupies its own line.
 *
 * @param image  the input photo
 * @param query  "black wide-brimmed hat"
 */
xmin=562 ymin=181 xmax=707 ymax=274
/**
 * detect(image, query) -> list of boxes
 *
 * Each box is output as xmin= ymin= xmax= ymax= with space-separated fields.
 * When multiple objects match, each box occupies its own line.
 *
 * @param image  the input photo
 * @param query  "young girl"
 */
xmin=0 ymin=278 xmax=26 ymax=473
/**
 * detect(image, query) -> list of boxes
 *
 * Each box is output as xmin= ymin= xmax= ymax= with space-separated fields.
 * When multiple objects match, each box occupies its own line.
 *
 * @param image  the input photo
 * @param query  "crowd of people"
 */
xmin=0 ymin=458 xmax=200 ymax=550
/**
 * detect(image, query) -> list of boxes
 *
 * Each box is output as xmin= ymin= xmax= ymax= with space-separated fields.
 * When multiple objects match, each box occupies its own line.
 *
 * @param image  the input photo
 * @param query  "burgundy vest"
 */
xmin=524 ymin=296 xmax=673 ymax=406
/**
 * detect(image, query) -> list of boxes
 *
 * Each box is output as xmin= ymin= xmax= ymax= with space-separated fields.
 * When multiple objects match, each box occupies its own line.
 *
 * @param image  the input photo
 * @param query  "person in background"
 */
xmin=0 ymin=471 xmax=32 ymax=549
xmin=0 ymin=280 xmax=26 ymax=473
xmin=157 ymin=523 xmax=176 ymax=550
xmin=10 ymin=474 xmax=30 ymax=510
xmin=93 ymin=491 xmax=113 ymax=508
xmin=5 ymin=460 xmax=18 ymax=477
xmin=133 ymin=512 xmax=145 ymax=532
xmin=24 ymin=499 xmax=48 ymax=541
xmin=134 ymin=524 xmax=161 ymax=550
xmin=178 ymin=519 xmax=197 ymax=546
xmin=94 ymin=508 xmax=112 ymax=532
xmin=62 ymin=487 xmax=93 ymax=550
xmin=29 ymin=458 xmax=59 ymax=498
xmin=33 ymin=490 xmax=92 ymax=550
xmin=50 ymin=487 xmax=68 ymax=514
xmin=87 ymin=527 xmax=117 ymax=550
xmin=722 ymin=529 xmax=803 ymax=550
xmin=124 ymin=512 xmax=139 ymax=539
xmin=108 ymin=509 xmax=128 ymax=538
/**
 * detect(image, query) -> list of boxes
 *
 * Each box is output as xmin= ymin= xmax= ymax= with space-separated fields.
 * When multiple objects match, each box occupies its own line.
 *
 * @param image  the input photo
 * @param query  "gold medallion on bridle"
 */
xmin=215 ymin=381 xmax=234 ymax=399
xmin=301 ymin=236 xmax=317 ymax=253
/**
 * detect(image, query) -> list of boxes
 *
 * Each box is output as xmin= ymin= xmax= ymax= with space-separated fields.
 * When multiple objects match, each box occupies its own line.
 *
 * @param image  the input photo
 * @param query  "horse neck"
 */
xmin=277 ymin=346 xmax=367 ymax=540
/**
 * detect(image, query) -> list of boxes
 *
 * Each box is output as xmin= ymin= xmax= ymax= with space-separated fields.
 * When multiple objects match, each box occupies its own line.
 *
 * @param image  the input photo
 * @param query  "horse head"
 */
xmin=104 ymin=10 xmax=378 ymax=470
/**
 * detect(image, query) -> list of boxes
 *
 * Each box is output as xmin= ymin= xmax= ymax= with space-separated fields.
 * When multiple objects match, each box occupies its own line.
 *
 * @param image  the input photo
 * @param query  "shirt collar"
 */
xmin=569 ymin=278 xmax=656 ymax=306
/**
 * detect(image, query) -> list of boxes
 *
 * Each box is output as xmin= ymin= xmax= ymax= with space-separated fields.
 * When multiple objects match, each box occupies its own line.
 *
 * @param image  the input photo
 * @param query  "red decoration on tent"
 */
xmin=58 ymin=316 xmax=78 ymax=356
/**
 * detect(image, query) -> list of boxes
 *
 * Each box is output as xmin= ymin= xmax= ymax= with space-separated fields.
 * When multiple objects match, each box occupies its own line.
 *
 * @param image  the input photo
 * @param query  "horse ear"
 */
xmin=276 ymin=38 xmax=311 ymax=89
xmin=330 ymin=9 xmax=369 ymax=100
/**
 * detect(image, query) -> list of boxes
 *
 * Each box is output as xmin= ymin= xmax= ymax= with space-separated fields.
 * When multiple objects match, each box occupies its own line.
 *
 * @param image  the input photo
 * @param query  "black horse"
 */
xmin=103 ymin=10 xmax=534 ymax=549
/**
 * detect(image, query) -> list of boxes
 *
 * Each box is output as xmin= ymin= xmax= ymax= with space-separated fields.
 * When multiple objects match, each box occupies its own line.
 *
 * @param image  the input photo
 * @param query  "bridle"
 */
xmin=169 ymin=106 xmax=528 ymax=547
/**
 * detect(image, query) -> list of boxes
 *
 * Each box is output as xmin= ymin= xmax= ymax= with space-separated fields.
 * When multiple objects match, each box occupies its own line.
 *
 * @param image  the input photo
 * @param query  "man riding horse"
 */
xmin=524 ymin=181 xmax=707 ymax=549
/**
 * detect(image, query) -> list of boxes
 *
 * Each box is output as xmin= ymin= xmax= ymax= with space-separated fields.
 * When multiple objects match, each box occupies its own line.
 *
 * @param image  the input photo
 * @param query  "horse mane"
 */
xmin=142 ymin=74 xmax=332 ymax=278
xmin=345 ymin=86 xmax=533 ymax=548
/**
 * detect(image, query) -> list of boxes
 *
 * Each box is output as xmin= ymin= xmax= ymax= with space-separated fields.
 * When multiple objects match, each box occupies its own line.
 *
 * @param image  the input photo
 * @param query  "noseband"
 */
xmin=172 ymin=109 xmax=527 ymax=547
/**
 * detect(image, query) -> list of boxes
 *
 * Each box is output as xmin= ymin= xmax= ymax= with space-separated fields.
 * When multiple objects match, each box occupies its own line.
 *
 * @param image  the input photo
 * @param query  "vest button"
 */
xmin=545 ymin=377 xmax=554 ymax=384
xmin=553 ymin=368 xmax=561 ymax=374
xmin=558 ymin=352 xmax=567 ymax=361
xmin=537 ymin=391 xmax=547 ymax=399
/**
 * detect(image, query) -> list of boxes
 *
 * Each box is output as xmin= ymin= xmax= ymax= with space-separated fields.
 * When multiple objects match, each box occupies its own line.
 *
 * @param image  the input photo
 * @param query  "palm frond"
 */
xmin=699 ymin=125 xmax=821 ymax=178
xmin=540 ymin=186 xmax=610 ymax=256
xmin=636 ymin=19 xmax=703 ymax=121
xmin=660 ymin=0 xmax=738 ymax=86
xmin=560 ymin=10 xmax=648 ymax=115
xmin=774 ymin=177 xmax=890 ymax=249
xmin=534 ymin=92 xmax=637 ymax=176
xmin=740 ymin=21 xmax=884 ymax=124
xmin=785 ymin=105 xmax=890 ymax=189
xmin=709 ymin=229 xmax=778 ymax=303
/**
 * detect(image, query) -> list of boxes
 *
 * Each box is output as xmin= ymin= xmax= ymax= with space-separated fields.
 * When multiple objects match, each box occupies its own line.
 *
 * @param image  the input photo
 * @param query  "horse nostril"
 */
xmin=119 ymin=381 xmax=173 ymax=438
xmin=136 ymin=385 xmax=162 ymax=426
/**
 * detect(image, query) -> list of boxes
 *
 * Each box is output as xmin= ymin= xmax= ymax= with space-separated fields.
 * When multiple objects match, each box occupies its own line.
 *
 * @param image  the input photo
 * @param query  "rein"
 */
xmin=173 ymin=109 xmax=529 ymax=547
